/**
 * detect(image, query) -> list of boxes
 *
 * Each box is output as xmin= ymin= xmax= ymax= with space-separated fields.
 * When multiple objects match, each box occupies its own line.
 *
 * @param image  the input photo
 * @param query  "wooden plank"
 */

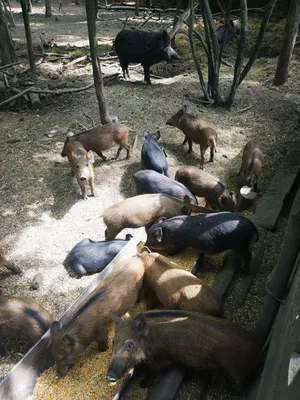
xmin=212 ymin=251 xmax=237 ymax=300
xmin=226 ymin=243 xmax=265 ymax=316
xmin=0 ymin=228 xmax=146 ymax=400
xmin=253 ymin=252 xmax=300 ymax=400
xmin=253 ymin=140 xmax=300 ymax=230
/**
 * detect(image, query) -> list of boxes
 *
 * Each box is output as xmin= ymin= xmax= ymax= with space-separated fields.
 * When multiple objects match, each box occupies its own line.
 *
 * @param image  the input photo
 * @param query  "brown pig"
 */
xmin=166 ymin=105 xmax=217 ymax=169
xmin=238 ymin=139 xmax=263 ymax=191
xmin=63 ymin=140 xmax=95 ymax=200
xmin=50 ymin=255 xmax=145 ymax=379
xmin=102 ymin=194 xmax=211 ymax=241
xmin=107 ymin=310 xmax=264 ymax=391
xmin=0 ymin=250 xmax=22 ymax=274
xmin=0 ymin=296 xmax=53 ymax=344
xmin=138 ymin=251 xmax=223 ymax=317
xmin=61 ymin=124 xmax=131 ymax=161
xmin=175 ymin=166 xmax=236 ymax=212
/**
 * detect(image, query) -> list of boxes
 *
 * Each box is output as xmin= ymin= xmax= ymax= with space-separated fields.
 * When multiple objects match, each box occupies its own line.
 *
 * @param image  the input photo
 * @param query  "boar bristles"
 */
xmin=133 ymin=314 xmax=148 ymax=337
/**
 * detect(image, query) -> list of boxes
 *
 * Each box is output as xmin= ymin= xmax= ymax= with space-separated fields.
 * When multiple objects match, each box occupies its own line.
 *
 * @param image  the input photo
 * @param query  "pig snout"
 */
xmin=79 ymin=176 xmax=87 ymax=181
xmin=107 ymin=358 xmax=128 ymax=381
xmin=106 ymin=371 xmax=118 ymax=382
xmin=165 ymin=45 xmax=180 ymax=62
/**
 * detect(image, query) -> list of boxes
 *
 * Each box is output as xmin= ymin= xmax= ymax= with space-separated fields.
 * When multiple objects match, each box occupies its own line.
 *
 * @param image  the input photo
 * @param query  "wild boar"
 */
xmin=63 ymin=140 xmax=95 ymax=200
xmin=0 ymin=250 xmax=21 ymax=274
xmin=141 ymin=131 xmax=170 ymax=177
xmin=63 ymin=235 xmax=132 ymax=277
xmin=50 ymin=255 xmax=145 ymax=378
xmin=102 ymin=194 xmax=210 ymax=241
xmin=0 ymin=296 xmax=53 ymax=344
xmin=134 ymin=169 xmax=198 ymax=204
xmin=107 ymin=310 xmax=264 ymax=390
xmin=138 ymin=251 xmax=223 ymax=317
xmin=166 ymin=105 xmax=217 ymax=169
xmin=238 ymin=139 xmax=263 ymax=191
xmin=61 ymin=124 xmax=131 ymax=161
xmin=145 ymin=212 xmax=258 ymax=271
xmin=216 ymin=20 xmax=240 ymax=45
xmin=175 ymin=166 xmax=236 ymax=212
xmin=114 ymin=29 xmax=179 ymax=84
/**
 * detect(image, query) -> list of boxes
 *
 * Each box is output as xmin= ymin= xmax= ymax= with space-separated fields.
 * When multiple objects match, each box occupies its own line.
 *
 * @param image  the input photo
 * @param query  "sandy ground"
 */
xmin=1 ymin=0 xmax=300 ymax=383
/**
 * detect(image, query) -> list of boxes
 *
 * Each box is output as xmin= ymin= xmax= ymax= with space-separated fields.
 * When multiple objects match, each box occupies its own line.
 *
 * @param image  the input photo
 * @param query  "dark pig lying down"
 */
xmin=63 ymin=235 xmax=132 ymax=277
xmin=145 ymin=212 xmax=258 ymax=271
xmin=107 ymin=310 xmax=264 ymax=390
xmin=134 ymin=169 xmax=198 ymax=204
xmin=114 ymin=29 xmax=179 ymax=84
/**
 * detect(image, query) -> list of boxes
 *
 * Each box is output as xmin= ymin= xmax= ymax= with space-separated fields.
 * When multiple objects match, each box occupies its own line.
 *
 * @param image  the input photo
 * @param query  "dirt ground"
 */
xmin=1 ymin=0 xmax=300 ymax=391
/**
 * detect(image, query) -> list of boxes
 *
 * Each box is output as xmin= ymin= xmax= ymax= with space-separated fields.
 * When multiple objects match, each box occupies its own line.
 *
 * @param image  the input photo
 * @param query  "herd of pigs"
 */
xmin=0 ymin=28 xmax=265 ymax=394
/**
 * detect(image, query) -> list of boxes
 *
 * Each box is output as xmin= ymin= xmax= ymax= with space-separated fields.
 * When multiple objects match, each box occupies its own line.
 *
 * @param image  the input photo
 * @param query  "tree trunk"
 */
xmin=273 ymin=0 xmax=300 ymax=86
xmin=171 ymin=0 xmax=182 ymax=46
xmin=0 ymin=0 xmax=17 ymax=65
xmin=45 ymin=0 xmax=52 ymax=18
xmin=27 ymin=0 xmax=32 ymax=14
xmin=20 ymin=0 xmax=36 ymax=73
xmin=85 ymin=0 xmax=114 ymax=124
xmin=135 ymin=0 xmax=140 ymax=16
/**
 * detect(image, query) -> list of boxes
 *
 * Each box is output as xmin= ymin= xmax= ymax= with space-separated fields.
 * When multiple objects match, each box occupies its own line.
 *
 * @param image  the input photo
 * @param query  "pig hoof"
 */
xmin=82 ymin=196 xmax=88 ymax=201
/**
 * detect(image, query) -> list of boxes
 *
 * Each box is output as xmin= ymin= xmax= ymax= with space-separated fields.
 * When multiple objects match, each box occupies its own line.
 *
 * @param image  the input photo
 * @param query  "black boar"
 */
xmin=102 ymin=194 xmax=210 ymax=241
xmin=114 ymin=29 xmax=179 ymax=84
xmin=166 ymin=105 xmax=217 ymax=169
xmin=216 ymin=20 xmax=239 ymax=45
xmin=63 ymin=141 xmax=95 ymax=200
xmin=138 ymin=251 xmax=223 ymax=316
xmin=175 ymin=166 xmax=235 ymax=212
xmin=141 ymin=131 xmax=170 ymax=177
xmin=107 ymin=310 xmax=264 ymax=390
xmin=145 ymin=212 xmax=258 ymax=271
xmin=0 ymin=296 xmax=53 ymax=344
xmin=63 ymin=235 xmax=132 ymax=277
xmin=238 ymin=139 xmax=263 ymax=192
xmin=134 ymin=169 xmax=198 ymax=204
xmin=50 ymin=255 xmax=145 ymax=378
xmin=61 ymin=124 xmax=131 ymax=161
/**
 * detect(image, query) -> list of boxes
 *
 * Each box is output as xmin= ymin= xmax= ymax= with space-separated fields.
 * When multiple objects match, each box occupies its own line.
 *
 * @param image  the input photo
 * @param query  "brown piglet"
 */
xmin=166 ymin=105 xmax=217 ymax=169
xmin=107 ymin=310 xmax=264 ymax=391
xmin=175 ymin=166 xmax=236 ymax=212
xmin=138 ymin=251 xmax=223 ymax=317
xmin=0 ymin=296 xmax=53 ymax=344
xmin=61 ymin=124 xmax=132 ymax=161
xmin=238 ymin=139 xmax=263 ymax=191
xmin=0 ymin=250 xmax=22 ymax=274
xmin=102 ymin=194 xmax=210 ymax=241
xmin=63 ymin=140 xmax=95 ymax=200
xmin=50 ymin=255 xmax=145 ymax=379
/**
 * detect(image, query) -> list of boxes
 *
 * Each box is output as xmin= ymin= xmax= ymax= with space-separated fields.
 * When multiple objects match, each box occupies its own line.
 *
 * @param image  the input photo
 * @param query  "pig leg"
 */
xmin=96 ymin=325 xmax=109 ymax=352
xmin=89 ymin=177 xmax=96 ymax=197
xmin=181 ymin=136 xmax=188 ymax=146
xmin=143 ymin=64 xmax=151 ymax=85
xmin=105 ymin=228 xmax=120 ymax=241
xmin=72 ymin=263 xmax=87 ymax=277
xmin=115 ymin=143 xmax=131 ymax=160
xmin=187 ymin=139 xmax=193 ymax=153
xmin=96 ymin=151 xmax=107 ymax=161
xmin=199 ymin=145 xmax=209 ymax=169
xmin=209 ymin=142 xmax=215 ymax=162
xmin=76 ymin=176 xmax=87 ymax=200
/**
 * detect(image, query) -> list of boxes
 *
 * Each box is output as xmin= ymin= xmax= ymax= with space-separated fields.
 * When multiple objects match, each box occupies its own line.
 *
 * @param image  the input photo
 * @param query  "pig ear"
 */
xmin=110 ymin=312 xmax=123 ymax=325
xmin=134 ymin=314 xmax=148 ymax=337
xmin=66 ymin=131 xmax=75 ymax=138
xmin=87 ymin=150 xmax=94 ymax=163
xmin=50 ymin=321 xmax=62 ymax=337
xmin=61 ymin=334 xmax=75 ymax=350
xmin=182 ymin=196 xmax=191 ymax=215
xmin=141 ymin=246 xmax=151 ymax=253
xmin=125 ymin=234 xmax=133 ymax=241
xmin=143 ymin=131 xmax=150 ymax=138
xmin=153 ymin=227 xmax=163 ymax=243
xmin=162 ymin=148 xmax=167 ymax=158
xmin=155 ymin=130 xmax=161 ymax=141
xmin=155 ymin=217 xmax=166 ymax=224
xmin=181 ymin=105 xmax=187 ymax=113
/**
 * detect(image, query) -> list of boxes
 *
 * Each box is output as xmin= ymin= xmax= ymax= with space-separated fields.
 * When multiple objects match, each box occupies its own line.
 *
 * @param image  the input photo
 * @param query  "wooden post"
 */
xmin=254 ymin=186 xmax=300 ymax=346
xmin=20 ymin=0 xmax=36 ymax=73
